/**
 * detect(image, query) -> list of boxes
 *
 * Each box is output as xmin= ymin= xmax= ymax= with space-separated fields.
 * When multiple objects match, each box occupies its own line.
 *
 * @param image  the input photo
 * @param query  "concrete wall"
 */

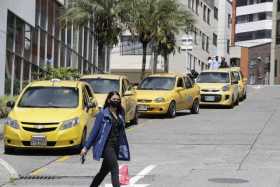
xmin=0 ymin=0 xmax=35 ymax=96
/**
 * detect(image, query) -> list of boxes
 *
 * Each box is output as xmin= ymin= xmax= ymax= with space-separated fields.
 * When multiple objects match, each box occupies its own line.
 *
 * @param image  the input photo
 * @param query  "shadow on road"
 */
xmin=200 ymin=105 xmax=232 ymax=110
xmin=4 ymin=148 xmax=79 ymax=156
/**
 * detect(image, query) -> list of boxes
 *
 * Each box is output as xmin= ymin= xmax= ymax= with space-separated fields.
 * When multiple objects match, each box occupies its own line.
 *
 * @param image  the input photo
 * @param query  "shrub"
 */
xmin=0 ymin=96 xmax=17 ymax=119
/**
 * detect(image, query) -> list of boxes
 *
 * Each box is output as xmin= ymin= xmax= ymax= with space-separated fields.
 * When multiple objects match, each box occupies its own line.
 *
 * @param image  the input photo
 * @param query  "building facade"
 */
xmin=1 ymin=0 xmax=102 ymax=96
xmin=169 ymin=0 xmax=232 ymax=74
xmin=235 ymin=0 xmax=273 ymax=47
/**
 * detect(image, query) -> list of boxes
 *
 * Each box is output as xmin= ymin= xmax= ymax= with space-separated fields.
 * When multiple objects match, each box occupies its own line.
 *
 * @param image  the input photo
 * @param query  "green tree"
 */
xmin=155 ymin=0 xmax=193 ymax=73
xmin=60 ymin=0 xmax=125 ymax=68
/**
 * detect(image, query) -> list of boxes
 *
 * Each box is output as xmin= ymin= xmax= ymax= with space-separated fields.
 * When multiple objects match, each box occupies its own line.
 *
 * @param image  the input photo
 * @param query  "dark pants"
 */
xmin=90 ymin=144 xmax=120 ymax=187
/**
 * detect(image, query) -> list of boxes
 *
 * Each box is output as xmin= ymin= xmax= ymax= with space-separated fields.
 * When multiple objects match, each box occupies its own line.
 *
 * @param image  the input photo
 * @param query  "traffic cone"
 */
xmin=119 ymin=164 xmax=130 ymax=185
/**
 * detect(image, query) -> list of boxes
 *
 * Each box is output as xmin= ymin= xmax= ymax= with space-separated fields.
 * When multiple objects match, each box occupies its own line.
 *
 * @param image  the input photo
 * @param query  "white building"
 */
xmin=235 ymin=0 xmax=273 ymax=47
xmin=169 ymin=0 xmax=232 ymax=74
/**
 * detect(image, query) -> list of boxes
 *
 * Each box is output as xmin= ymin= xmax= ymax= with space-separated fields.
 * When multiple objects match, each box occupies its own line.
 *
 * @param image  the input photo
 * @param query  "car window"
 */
xmin=122 ymin=79 xmax=128 ymax=95
xmin=138 ymin=77 xmax=176 ymax=90
xmin=233 ymin=71 xmax=241 ymax=81
xmin=18 ymin=87 xmax=79 ymax=108
xmin=177 ymin=78 xmax=184 ymax=88
xmin=84 ymin=84 xmax=93 ymax=98
xmin=197 ymin=72 xmax=230 ymax=83
xmin=184 ymin=77 xmax=193 ymax=89
xmin=82 ymin=88 xmax=89 ymax=109
xmin=81 ymin=78 xmax=119 ymax=94
xmin=231 ymin=72 xmax=236 ymax=82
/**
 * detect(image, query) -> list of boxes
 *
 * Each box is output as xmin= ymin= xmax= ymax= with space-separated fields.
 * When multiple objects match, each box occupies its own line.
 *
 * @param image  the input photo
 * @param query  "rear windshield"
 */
xmin=81 ymin=79 xmax=119 ymax=94
xmin=197 ymin=72 xmax=230 ymax=83
xmin=18 ymin=87 xmax=79 ymax=108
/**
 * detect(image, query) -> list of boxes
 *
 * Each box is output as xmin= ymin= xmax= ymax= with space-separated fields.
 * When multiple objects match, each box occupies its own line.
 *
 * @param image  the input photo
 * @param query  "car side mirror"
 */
xmin=6 ymin=101 xmax=15 ymax=109
xmin=124 ymin=90 xmax=133 ymax=96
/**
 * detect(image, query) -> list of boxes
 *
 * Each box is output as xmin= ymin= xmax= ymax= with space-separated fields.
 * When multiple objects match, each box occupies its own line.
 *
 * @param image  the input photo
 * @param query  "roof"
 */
xmin=80 ymin=74 xmax=125 ymax=80
xmin=201 ymin=69 xmax=232 ymax=73
xmin=147 ymin=73 xmax=183 ymax=78
xmin=29 ymin=80 xmax=83 ymax=88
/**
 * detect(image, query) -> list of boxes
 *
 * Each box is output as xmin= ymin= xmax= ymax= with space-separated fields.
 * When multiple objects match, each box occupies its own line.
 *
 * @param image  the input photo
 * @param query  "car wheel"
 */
xmin=4 ymin=146 xmax=14 ymax=155
xmin=130 ymin=107 xmax=138 ymax=125
xmin=191 ymin=99 xmax=199 ymax=114
xmin=229 ymin=96 xmax=235 ymax=109
xmin=167 ymin=101 xmax=176 ymax=118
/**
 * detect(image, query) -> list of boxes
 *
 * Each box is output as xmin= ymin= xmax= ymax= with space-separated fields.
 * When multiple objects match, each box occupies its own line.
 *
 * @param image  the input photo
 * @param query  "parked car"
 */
xmin=136 ymin=73 xmax=201 ymax=118
xmin=80 ymin=74 xmax=138 ymax=125
xmin=196 ymin=69 xmax=239 ymax=108
xmin=4 ymin=79 xmax=97 ymax=153
xmin=230 ymin=67 xmax=247 ymax=101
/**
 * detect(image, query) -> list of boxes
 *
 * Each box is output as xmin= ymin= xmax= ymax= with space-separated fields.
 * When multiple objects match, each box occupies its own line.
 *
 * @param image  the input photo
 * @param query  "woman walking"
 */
xmin=80 ymin=91 xmax=130 ymax=187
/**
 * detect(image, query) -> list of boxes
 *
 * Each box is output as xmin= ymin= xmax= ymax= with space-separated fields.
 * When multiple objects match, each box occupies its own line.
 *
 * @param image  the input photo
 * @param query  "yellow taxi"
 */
xmin=231 ymin=67 xmax=247 ymax=101
xmin=80 ymin=74 xmax=138 ymax=125
xmin=136 ymin=73 xmax=200 ymax=117
xmin=3 ymin=79 xmax=97 ymax=153
xmin=196 ymin=69 xmax=239 ymax=108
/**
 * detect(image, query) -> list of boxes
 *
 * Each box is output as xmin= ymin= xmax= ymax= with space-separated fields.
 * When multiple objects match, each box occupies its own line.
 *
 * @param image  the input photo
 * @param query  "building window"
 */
xmin=236 ymin=12 xmax=272 ymax=24
xmin=213 ymin=33 xmax=217 ymax=46
xmin=275 ymin=60 xmax=278 ymax=77
xmin=202 ymin=34 xmax=205 ymax=50
xmin=207 ymin=9 xmax=211 ymax=24
xmin=236 ymin=29 xmax=271 ymax=42
xmin=227 ymin=40 xmax=230 ymax=54
xmin=120 ymin=35 xmax=153 ymax=55
xmin=195 ymin=0 xmax=199 ymax=14
xmin=237 ymin=0 xmax=272 ymax=7
xmin=214 ymin=7 xmax=218 ymax=20
xmin=278 ymin=0 xmax=280 ymax=12
xmin=228 ymin=14 xmax=231 ymax=28
xmin=206 ymin=36 xmax=209 ymax=52
xmin=194 ymin=28 xmax=198 ymax=45
xmin=203 ymin=5 xmax=207 ymax=22
xmin=188 ymin=0 xmax=191 ymax=9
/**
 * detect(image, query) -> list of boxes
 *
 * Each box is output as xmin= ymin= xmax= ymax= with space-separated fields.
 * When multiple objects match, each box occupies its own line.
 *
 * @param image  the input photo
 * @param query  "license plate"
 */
xmin=31 ymin=135 xmax=47 ymax=146
xmin=137 ymin=105 xmax=148 ymax=111
xmin=205 ymin=96 xmax=216 ymax=101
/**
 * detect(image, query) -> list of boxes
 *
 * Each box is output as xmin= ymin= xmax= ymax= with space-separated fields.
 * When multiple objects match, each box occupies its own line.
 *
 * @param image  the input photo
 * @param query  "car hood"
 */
xmin=136 ymin=90 xmax=171 ymax=100
xmin=197 ymin=83 xmax=230 ymax=90
xmin=9 ymin=108 xmax=81 ymax=123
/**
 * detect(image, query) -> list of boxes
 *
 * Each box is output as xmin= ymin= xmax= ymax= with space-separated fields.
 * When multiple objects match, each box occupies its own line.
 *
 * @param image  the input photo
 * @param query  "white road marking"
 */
xmin=105 ymin=165 xmax=156 ymax=187
xmin=0 ymin=158 xmax=19 ymax=179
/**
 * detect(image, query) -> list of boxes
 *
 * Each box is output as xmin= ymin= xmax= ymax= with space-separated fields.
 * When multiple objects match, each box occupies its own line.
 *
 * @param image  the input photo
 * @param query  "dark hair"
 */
xmin=103 ymin=91 xmax=123 ymax=114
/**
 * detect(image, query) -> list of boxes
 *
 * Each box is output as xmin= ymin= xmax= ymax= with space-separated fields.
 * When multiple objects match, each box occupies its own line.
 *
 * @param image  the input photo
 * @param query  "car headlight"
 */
xmin=154 ymin=97 xmax=166 ymax=103
xmin=222 ymin=85 xmax=230 ymax=92
xmin=5 ymin=117 xmax=19 ymax=129
xmin=60 ymin=117 xmax=80 ymax=130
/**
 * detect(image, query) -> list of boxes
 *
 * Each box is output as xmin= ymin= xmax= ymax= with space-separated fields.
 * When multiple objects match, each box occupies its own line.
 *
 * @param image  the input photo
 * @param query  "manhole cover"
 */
xmin=208 ymin=178 xmax=249 ymax=184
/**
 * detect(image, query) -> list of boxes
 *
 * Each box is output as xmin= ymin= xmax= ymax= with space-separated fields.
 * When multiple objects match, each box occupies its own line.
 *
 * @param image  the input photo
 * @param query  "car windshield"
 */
xmin=138 ymin=77 xmax=176 ymax=90
xmin=18 ymin=87 xmax=79 ymax=108
xmin=81 ymin=79 xmax=119 ymax=94
xmin=197 ymin=72 xmax=230 ymax=83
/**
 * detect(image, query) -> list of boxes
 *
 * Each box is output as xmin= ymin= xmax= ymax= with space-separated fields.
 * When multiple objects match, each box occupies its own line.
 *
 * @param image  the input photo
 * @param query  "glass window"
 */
xmin=40 ymin=0 xmax=47 ymax=29
xmin=47 ymin=34 xmax=53 ymax=66
xmin=83 ymin=28 xmax=88 ymax=58
xmin=60 ymin=44 xmax=65 ymax=67
xmin=213 ymin=33 xmax=217 ymax=46
xmin=39 ymin=31 xmax=46 ymax=67
xmin=207 ymin=8 xmax=211 ymax=24
xmin=66 ymin=48 xmax=71 ymax=67
xmin=81 ymin=79 xmax=120 ymax=93
xmin=5 ymin=52 xmax=13 ymax=95
xmin=276 ymin=20 xmax=280 ymax=44
xmin=197 ymin=72 xmax=230 ymax=83
xmin=54 ymin=39 xmax=59 ymax=67
xmin=23 ymin=61 xmax=30 ymax=89
xmin=177 ymin=78 xmax=184 ymax=87
xmin=18 ymin=87 xmax=79 ymax=108
xmin=31 ymin=64 xmax=39 ymax=80
xmin=14 ymin=56 xmax=22 ymax=95
xmin=214 ymin=7 xmax=218 ymax=20
xmin=24 ymin=24 xmax=32 ymax=60
xmin=32 ymin=28 xmax=39 ymax=64
xmin=48 ymin=0 xmax=54 ymax=33
xmin=15 ymin=19 xmax=24 ymax=55
xmin=139 ymin=77 xmax=176 ymax=90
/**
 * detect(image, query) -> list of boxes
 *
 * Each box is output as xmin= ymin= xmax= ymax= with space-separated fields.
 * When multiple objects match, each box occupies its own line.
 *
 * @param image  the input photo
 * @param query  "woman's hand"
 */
xmin=80 ymin=147 xmax=88 ymax=156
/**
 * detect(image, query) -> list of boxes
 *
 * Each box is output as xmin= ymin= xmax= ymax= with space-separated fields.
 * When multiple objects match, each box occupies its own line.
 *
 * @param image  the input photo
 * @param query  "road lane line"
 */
xmin=0 ymin=158 xmax=19 ymax=179
xmin=30 ymin=167 xmax=47 ymax=176
xmin=56 ymin=156 xmax=70 ymax=162
xmin=129 ymin=165 xmax=156 ymax=185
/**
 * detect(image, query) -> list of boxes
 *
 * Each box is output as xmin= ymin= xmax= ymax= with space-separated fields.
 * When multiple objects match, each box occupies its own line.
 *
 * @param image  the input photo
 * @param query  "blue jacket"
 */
xmin=84 ymin=108 xmax=130 ymax=161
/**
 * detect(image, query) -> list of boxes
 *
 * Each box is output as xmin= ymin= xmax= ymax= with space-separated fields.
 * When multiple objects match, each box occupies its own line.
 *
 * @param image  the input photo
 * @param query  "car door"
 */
xmin=84 ymin=84 xmax=98 ymax=116
xmin=174 ymin=77 xmax=187 ymax=110
xmin=81 ymin=87 xmax=93 ymax=129
xmin=184 ymin=76 xmax=195 ymax=109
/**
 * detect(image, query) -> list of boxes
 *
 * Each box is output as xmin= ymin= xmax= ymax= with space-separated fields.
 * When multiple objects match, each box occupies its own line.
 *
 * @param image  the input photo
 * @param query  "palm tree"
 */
xmin=155 ymin=0 xmax=193 ymax=73
xmin=121 ymin=0 xmax=160 ymax=80
xmin=60 ymin=0 xmax=125 ymax=71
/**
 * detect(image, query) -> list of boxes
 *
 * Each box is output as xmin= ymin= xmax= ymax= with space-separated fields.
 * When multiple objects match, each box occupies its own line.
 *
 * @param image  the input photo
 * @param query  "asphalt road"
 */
xmin=1 ymin=85 xmax=280 ymax=187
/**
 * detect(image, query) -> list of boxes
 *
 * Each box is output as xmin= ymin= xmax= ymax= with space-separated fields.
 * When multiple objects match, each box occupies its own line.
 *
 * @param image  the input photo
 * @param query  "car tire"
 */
xmin=130 ymin=107 xmax=138 ymax=125
xmin=167 ymin=101 xmax=176 ymax=118
xmin=191 ymin=99 xmax=200 ymax=114
xmin=4 ymin=146 xmax=14 ymax=155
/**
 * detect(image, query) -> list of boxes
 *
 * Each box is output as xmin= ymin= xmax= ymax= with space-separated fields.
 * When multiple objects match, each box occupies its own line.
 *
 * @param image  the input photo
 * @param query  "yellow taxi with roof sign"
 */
xmin=80 ymin=74 xmax=138 ymax=125
xmin=136 ymin=73 xmax=200 ymax=117
xmin=3 ymin=79 xmax=97 ymax=153
xmin=196 ymin=69 xmax=239 ymax=107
